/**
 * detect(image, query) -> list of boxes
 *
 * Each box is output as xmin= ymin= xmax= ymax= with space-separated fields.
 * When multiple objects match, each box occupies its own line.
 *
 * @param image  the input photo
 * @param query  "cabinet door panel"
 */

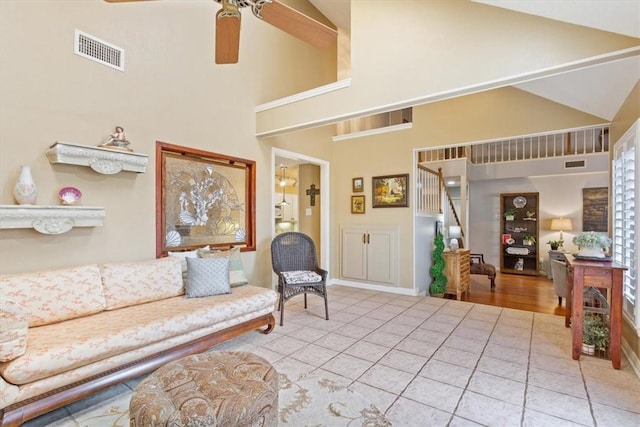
xmin=341 ymin=229 xmax=367 ymax=280
xmin=368 ymin=230 xmax=396 ymax=284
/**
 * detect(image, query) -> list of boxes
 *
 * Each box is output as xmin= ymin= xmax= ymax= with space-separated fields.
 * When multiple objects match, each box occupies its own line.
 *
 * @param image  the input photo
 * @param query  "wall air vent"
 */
xmin=565 ymin=160 xmax=586 ymax=168
xmin=74 ymin=29 xmax=124 ymax=71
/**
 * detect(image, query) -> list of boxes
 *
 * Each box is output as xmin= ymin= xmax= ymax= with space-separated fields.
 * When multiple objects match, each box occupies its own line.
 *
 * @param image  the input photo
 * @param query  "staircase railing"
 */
xmin=416 ymin=165 xmax=464 ymax=242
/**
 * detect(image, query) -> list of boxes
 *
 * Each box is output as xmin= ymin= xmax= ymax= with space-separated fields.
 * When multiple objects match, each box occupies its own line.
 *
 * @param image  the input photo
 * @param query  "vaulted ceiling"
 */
xmin=308 ymin=0 xmax=639 ymax=121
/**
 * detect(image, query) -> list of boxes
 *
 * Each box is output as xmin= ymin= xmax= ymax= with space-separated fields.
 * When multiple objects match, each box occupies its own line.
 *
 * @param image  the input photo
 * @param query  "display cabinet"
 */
xmin=500 ymin=192 xmax=539 ymax=276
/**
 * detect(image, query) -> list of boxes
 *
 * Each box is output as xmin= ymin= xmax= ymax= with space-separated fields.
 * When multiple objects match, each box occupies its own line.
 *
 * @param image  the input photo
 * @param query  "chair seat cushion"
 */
xmin=281 ymin=270 xmax=322 ymax=284
xmin=470 ymin=263 xmax=496 ymax=276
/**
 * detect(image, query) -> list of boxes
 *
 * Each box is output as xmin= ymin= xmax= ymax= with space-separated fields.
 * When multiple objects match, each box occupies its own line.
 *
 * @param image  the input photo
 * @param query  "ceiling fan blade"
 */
xmin=257 ymin=0 xmax=337 ymax=49
xmin=215 ymin=9 xmax=241 ymax=64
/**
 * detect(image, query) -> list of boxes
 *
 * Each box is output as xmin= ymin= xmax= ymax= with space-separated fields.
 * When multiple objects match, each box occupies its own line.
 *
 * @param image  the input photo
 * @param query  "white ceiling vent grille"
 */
xmin=74 ymin=29 xmax=124 ymax=71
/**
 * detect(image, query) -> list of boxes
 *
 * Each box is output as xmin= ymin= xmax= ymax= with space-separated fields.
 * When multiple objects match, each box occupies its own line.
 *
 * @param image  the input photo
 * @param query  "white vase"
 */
xmin=578 ymin=246 xmax=605 ymax=258
xmin=13 ymin=165 xmax=37 ymax=205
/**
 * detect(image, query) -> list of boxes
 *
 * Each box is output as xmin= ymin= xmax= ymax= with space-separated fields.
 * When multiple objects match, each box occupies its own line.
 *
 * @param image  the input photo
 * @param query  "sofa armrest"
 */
xmin=0 ymin=299 xmax=28 ymax=362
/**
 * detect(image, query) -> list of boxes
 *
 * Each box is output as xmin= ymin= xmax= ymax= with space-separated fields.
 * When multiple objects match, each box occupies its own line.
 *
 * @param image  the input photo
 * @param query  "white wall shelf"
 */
xmin=46 ymin=141 xmax=148 ymax=174
xmin=0 ymin=205 xmax=106 ymax=234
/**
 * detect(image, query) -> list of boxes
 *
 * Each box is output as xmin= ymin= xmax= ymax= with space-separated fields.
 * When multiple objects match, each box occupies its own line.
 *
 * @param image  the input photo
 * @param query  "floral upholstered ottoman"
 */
xmin=129 ymin=351 xmax=278 ymax=426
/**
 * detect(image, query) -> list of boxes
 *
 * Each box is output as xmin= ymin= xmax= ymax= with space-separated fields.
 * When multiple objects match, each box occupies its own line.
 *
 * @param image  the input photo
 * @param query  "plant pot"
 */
xmin=582 ymin=343 xmax=595 ymax=355
xmin=550 ymin=245 xmax=559 ymax=250
xmin=505 ymin=215 xmax=515 ymax=221
xmin=578 ymin=246 xmax=605 ymax=258
xmin=430 ymin=293 xmax=445 ymax=298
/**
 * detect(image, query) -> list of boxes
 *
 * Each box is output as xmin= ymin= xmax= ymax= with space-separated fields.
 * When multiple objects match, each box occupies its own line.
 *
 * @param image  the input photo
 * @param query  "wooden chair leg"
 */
xmin=558 ymin=296 xmax=563 ymax=306
xmin=304 ymin=293 xmax=308 ymax=309
xmin=490 ymin=277 xmax=495 ymax=289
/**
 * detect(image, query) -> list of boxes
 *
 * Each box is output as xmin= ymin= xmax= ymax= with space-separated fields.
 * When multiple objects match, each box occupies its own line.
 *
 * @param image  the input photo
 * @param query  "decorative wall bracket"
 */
xmin=0 ymin=205 xmax=106 ymax=234
xmin=46 ymin=141 xmax=148 ymax=174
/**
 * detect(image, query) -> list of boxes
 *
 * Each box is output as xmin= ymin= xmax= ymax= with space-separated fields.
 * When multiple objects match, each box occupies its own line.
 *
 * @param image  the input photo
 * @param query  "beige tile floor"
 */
xmin=24 ymin=285 xmax=640 ymax=426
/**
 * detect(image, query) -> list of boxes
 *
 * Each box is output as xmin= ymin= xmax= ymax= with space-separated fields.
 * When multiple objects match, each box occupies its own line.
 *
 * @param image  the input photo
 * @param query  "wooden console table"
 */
xmin=565 ymin=255 xmax=626 ymax=369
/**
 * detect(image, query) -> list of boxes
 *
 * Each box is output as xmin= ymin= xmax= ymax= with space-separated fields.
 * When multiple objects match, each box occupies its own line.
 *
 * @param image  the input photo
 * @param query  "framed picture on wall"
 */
xmin=352 ymin=177 xmax=364 ymax=193
xmin=372 ymin=174 xmax=409 ymax=208
xmin=156 ymin=142 xmax=256 ymax=257
xmin=351 ymin=195 xmax=365 ymax=214
xmin=583 ymin=187 xmax=608 ymax=232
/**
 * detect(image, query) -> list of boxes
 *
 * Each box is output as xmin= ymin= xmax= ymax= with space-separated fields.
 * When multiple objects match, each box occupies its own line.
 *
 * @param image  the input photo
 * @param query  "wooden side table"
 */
xmin=444 ymin=249 xmax=470 ymax=300
xmin=565 ymin=255 xmax=627 ymax=369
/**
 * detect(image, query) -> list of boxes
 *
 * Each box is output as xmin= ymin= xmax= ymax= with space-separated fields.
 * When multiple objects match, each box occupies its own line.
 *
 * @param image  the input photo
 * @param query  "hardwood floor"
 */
xmin=453 ymin=271 xmax=568 ymax=317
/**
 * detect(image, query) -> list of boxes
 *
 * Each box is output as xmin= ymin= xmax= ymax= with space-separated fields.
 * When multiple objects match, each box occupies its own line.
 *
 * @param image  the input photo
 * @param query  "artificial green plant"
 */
xmin=429 ymin=232 xmax=447 ymax=295
xmin=583 ymin=314 xmax=610 ymax=352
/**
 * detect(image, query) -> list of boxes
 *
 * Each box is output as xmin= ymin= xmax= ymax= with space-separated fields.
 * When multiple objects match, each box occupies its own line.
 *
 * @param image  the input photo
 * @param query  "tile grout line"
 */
xmin=520 ymin=308 xmax=536 ymax=426
xmin=375 ymin=298 xmax=458 ymax=418
xmin=446 ymin=303 xmax=503 ymax=426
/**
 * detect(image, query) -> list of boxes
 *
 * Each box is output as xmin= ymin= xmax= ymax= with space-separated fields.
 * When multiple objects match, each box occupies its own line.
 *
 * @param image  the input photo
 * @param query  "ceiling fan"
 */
xmin=105 ymin=0 xmax=338 ymax=64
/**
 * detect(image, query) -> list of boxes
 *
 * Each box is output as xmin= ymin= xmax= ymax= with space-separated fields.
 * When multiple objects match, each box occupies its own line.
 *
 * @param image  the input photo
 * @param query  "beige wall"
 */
xmin=611 ymin=81 xmax=640 ymax=143
xmin=0 ymin=0 xmax=335 ymax=283
xmin=296 ymin=164 xmax=321 ymax=254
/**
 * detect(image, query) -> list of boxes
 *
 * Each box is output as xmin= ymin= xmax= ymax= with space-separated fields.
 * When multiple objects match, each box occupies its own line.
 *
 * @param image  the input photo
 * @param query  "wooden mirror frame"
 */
xmin=156 ymin=141 xmax=256 ymax=257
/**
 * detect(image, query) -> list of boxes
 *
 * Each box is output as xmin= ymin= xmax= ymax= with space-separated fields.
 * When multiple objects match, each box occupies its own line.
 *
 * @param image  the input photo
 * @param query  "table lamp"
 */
xmin=449 ymin=225 xmax=462 ymax=250
xmin=550 ymin=218 xmax=573 ymax=248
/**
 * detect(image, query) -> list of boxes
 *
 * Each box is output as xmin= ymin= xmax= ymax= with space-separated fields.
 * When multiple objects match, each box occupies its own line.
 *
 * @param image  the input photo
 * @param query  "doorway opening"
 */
xmin=271 ymin=148 xmax=330 ymax=269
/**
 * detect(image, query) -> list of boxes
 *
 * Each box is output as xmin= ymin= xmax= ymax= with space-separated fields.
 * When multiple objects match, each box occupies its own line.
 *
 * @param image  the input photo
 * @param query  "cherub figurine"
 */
xmin=99 ymin=126 xmax=133 ymax=151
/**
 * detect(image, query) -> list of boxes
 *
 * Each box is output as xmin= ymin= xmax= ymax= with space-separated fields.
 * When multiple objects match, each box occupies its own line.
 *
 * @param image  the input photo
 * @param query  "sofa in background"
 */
xmin=0 ymin=255 xmax=277 ymax=426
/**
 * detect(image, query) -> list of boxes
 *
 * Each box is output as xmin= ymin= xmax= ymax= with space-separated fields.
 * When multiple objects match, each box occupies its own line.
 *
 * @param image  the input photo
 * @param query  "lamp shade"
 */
xmin=550 ymin=218 xmax=573 ymax=231
xmin=449 ymin=225 xmax=462 ymax=238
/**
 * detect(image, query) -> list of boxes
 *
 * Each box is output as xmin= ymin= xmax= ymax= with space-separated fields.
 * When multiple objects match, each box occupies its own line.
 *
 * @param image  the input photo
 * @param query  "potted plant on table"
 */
xmin=429 ymin=233 xmax=447 ymax=297
xmin=582 ymin=314 xmax=609 ymax=355
xmin=547 ymin=240 xmax=561 ymax=250
xmin=573 ymin=231 xmax=612 ymax=258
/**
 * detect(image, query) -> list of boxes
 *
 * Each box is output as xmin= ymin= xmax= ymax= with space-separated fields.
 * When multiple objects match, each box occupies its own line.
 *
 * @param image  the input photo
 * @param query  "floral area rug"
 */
xmin=32 ymin=372 xmax=390 ymax=427
xmin=278 ymin=372 xmax=391 ymax=426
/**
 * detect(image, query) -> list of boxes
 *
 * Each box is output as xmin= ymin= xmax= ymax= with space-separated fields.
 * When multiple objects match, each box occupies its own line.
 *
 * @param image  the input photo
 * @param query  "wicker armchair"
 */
xmin=270 ymin=232 xmax=329 ymax=326
xmin=469 ymin=253 xmax=496 ymax=289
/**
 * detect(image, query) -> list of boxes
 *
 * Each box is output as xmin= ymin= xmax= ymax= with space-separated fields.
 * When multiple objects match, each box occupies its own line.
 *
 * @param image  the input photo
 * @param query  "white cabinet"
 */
xmin=341 ymin=225 xmax=398 ymax=285
xmin=279 ymin=195 xmax=298 ymax=223
xmin=275 ymin=195 xmax=298 ymax=234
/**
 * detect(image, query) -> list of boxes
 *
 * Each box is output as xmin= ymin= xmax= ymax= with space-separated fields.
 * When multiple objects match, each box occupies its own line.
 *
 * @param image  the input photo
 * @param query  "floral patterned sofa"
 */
xmin=0 ymin=256 xmax=277 ymax=426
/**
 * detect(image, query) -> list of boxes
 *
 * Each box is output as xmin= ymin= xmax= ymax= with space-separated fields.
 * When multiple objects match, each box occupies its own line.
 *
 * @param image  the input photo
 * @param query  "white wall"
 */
xmin=414 ymin=215 xmax=439 ymax=295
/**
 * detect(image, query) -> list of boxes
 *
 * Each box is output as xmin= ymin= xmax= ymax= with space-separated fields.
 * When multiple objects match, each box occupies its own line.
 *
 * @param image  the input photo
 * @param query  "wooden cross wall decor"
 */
xmin=306 ymin=184 xmax=320 ymax=206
